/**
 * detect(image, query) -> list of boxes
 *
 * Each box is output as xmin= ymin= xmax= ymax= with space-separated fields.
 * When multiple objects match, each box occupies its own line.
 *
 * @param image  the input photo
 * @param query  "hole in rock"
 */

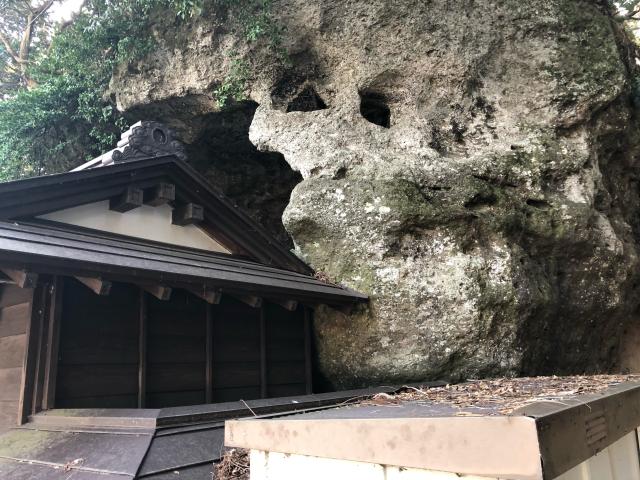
xmin=287 ymin=86 xmax=328 ymax=112
xmin=526 ymin=198 xmax=550 ymax=210
xmin=333 ymin=166 xmax=347 ymax=180
xmin=359 ymin=90 xmax=391 ymax=128
xmin=464 ymin=192 xmax=498 ymax=210
xmin=186 ymin=101 xmax=302 ymax=248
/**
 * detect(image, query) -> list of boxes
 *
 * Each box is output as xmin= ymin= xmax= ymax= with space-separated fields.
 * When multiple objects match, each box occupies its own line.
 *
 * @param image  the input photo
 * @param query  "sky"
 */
xmin=49 ymin=0 xmax=86 ymax=22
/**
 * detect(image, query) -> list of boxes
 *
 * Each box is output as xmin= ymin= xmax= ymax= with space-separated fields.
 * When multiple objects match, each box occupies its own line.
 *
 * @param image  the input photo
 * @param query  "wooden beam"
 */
xmin=138 ymin=289 xmax=147 ymax=409
xmin=172 ymin=203 xmax=204 ymax=226
xmin=43 ymin=277 xmax=63 ymax=410
xmin=0 ymin=272 xmax=13 ymax=284
xmin=232 ymin=294 xmax=263 ymax=309
xmin=260 ymin=305 xmax=267 ymax=399
xmin=188 ymin=286 xmax=221 ymax=305
xmin=144 ymin=183 xmax=175 ymax=206
xmin=2 ymin=268 xmax=38 ymax=289
xmin=139 ymin=284 xmax=172 ymax=301
xmin=206 ymin=304 xmax=213 ymax=404
xmin=304 ymin=306 xmax=313 ymax=395
xmin=269 ymin=299 xmax=298 ymax=311
xmin=74 ymin=276 xmax=111 ymax=296
xmin=109 ymin=186 xmax=143 ymax=213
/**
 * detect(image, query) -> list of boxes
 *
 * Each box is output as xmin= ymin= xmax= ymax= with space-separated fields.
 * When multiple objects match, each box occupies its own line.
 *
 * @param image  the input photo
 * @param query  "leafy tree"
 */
xmin=617 ymin=0 xmax=640 ymax=20
xmin=0 ymin=0 xmax=57 ymax=95
xmin=0 ymin=0 xmax=282 ymax=181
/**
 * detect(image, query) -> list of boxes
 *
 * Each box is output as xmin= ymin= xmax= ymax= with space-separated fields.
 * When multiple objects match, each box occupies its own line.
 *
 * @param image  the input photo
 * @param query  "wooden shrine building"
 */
xmin=0 ymin=121 xmax=366 ymax=434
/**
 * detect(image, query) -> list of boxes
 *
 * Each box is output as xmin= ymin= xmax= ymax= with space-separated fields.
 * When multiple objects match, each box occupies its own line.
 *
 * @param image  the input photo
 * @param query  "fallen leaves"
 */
xmin=214 ymin=448 xmax=249 ymax=480
xmin=367 ymin=375 xmax=640 ymax=414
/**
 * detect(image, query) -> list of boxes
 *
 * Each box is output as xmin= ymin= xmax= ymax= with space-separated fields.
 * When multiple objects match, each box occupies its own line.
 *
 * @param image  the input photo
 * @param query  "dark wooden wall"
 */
xmin=0 ymin=285 xmax=32 ymax=430
xmin=212 ymin=296 xmax=262 ymax=402
xmin=56 ymin=279 xmax=139 ymax=408
xmin=146 ymin=290 xmax=207 ymax=408
xmin=264 ymin=302 xmax=307 ymax=398
xmin=54 ymin=279 xmax=310 ymax=409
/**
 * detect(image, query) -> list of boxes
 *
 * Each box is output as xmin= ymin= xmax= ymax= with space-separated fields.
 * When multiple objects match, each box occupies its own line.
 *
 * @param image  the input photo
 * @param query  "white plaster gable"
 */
xmin=38 ymin=200 xmax=231 ymax=253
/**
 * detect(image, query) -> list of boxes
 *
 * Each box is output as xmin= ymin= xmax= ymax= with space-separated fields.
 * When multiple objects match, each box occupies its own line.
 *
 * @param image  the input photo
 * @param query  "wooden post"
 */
xmin=43 ymin=277 xmax=63 ymax=409
xmin=18 ymin=283 xmax=44 ymax=424
xmin=260 ymin=306 xmax=267 ymax=399
xmin=304 ymin=306 xmax=313 ymax=395
xmin=205 ymin=304 xmax=213 ymax=404
xmin=138 ymin=289 xmax=147 ymax=409
xmin=31 ymin=282 xmax=51 ymax=414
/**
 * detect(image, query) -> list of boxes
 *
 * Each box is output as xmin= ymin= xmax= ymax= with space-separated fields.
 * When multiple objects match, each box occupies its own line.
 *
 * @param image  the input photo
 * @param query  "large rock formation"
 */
xmin=109 ymin=0 xmax=640 ymax=387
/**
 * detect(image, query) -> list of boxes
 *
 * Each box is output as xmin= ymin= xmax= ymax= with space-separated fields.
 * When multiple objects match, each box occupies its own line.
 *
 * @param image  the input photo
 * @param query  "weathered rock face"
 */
xmin=110 ymin=0 xmax=640 ymax=387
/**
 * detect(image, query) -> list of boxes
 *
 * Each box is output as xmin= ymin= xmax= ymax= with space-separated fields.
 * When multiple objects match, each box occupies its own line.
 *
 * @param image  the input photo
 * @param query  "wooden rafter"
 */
xmin=172 ymin=203 xmax=204 ymax=226
xmin=188 ymin=286 xmax=221 ymax=304
xmin=269 ymin=299 xmax=298 ymax=311
xmin=1 ymin=268 xmax=38 ymax=288
xmin=74 ymin=276 xmax=112 ymax=296
xmin=109 ymin=186 xmax=143 ymax=213
xmin=144 ymin=183 xmax=175 ymax=206
xmin=139 ymin=284 xmax=172 ymax=301
xmin=232 ymin=294 xmax=263 ymax=309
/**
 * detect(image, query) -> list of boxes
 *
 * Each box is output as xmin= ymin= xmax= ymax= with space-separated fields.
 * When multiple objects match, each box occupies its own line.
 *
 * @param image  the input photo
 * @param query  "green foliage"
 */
xmin=213 ymin=55 xmax=250 ymax=107
xmin=212 ymin=0 xmax=287 ymax=107
xmin=0 ymin=0 xmax=286 ymax=181
xmin=0 ymin=0 xmax=205 ymax=182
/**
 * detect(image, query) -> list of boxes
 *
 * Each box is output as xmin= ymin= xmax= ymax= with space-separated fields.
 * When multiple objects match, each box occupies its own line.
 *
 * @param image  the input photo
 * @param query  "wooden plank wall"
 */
xmin=212 ymin=296 xmax=262 ymax=402
xmin=0 ymin=285 xmax=33 ymax=430
xmin=55 ymin=279 xmax=139 ymax=408
xmin=146 ymin=290 xmax=207 ymax=408
xmin=264 ymin=303 xmax=307 ymax=398
xmin=53 ymin=279 xmax=310 ymax=409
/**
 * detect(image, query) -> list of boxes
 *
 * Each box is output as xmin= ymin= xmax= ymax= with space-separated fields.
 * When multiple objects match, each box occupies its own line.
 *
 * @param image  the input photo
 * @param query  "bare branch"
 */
xmin=32 ymin=0 xmax=54 ymax=17
xmin=0 ymin=30 xmax=21 ymax=63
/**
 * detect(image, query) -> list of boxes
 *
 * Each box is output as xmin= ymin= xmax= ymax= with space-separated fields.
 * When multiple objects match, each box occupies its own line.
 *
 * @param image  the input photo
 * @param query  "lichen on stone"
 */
xmin=110 ymin=0 xmax=640 ymax=387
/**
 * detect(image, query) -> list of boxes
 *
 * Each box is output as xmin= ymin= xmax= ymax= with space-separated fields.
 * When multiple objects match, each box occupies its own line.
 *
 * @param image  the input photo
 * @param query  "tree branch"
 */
xmin=0 ymin=30 xmax=21 ymax=64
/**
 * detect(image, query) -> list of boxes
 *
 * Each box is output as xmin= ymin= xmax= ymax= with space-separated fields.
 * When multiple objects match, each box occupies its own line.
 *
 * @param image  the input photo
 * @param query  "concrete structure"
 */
xmin=226 ymin=378 xmax=640 ymax=480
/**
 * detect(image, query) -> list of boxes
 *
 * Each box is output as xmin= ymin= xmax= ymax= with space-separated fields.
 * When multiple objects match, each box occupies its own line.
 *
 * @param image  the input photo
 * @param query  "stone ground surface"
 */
xmin=109 ymin=0 xmax=640 ymax=387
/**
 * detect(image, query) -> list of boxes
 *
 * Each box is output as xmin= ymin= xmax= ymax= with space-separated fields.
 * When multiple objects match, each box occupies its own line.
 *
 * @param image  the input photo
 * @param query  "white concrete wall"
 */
xmin=249 ymin=430 xmax=640 ymax=480
xmin=249 ymin=450 xmax=497 ymax=480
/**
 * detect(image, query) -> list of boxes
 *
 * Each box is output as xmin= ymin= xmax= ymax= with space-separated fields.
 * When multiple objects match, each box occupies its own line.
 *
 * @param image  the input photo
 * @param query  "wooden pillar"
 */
xmin=304 ymin=306 xmax=313 ymax=395
xmin=138 ymin=289 xmax=147 ymax=408
xmin=32 ymin=282 xmax=52 ymax=414
xmin=260 ymin=305 xmax=267 ymax=399
xmin=18 ymin=283 xmax=45 ymax=424
xmin=205 ymin=304 xmax=213 ymax=404
xmin=43 ymin=277 xmax=63 ymax=409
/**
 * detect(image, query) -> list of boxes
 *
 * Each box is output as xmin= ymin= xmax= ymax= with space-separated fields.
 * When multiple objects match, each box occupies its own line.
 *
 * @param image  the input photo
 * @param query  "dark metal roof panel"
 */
xmin=0 ymin=221 xmax=366 ymax=304
xmin=0 ymin=428 xmax=153 ymax=477
xmin=141 ymin=463 xmax=214 ymax=480
xmin=137 ymin=426 xmax=224 ymax=477
xmin=0 ymin=459 xmax=130 ymax=479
